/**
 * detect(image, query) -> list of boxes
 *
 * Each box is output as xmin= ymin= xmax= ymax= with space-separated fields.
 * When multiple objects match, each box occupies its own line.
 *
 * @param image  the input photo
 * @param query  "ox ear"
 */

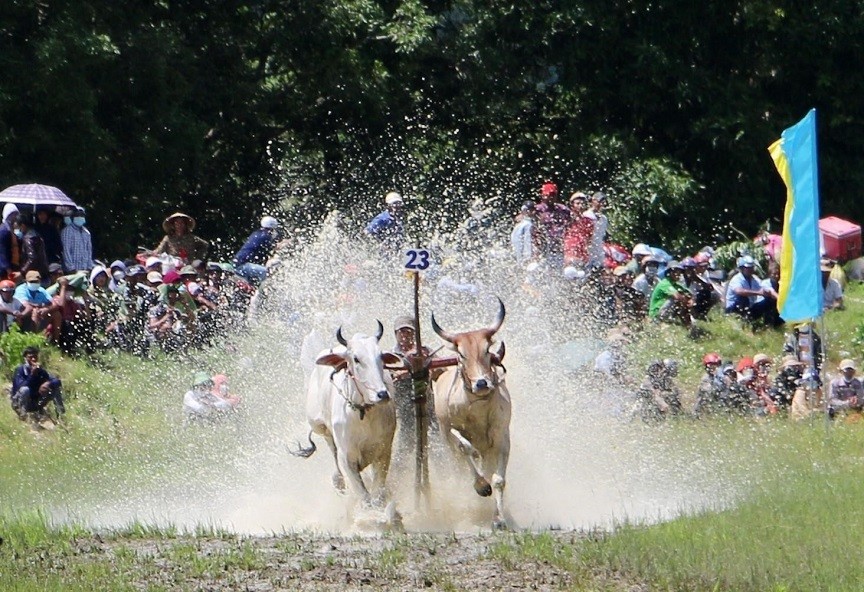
xmin=491 ymin=341 xmax=506 ymax=365
xmin=316 ymin=352 xmax=347 ymax=371
xmin=381 ymin=352 xmax=402 ymax=367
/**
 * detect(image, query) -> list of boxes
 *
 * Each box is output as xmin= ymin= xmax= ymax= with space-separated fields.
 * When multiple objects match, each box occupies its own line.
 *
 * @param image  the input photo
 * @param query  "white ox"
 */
xmin=294 ymin=321 xmax=401 ymax=515
xmin=431 ymin=298 xmax=511 ymax=529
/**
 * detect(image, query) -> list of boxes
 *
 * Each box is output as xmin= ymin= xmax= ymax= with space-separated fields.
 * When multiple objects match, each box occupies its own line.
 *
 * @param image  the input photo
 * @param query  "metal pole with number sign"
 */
xmin=403 ymin=248 xmax=433 ymax=509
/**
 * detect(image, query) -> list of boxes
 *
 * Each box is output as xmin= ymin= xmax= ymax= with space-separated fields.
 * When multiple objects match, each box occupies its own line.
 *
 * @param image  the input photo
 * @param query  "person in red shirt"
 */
xmin=534 ymin=182 xmax=571 ymax=266
xmin=562 ymin=192 xmax=595 ymax=268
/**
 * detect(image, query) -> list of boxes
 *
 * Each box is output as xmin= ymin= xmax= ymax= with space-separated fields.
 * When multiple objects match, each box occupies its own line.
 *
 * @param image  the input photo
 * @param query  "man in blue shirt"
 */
xmin=365 ymin=191 xmax=404 ymax=254
xmin=233 ymin=216 xmax=283 ymax=284
xmin=10 ymin=346 xmax=64 ymax=425
xmin=14 ymin=270 xmax=62 ymax=341
xmin=725 ymin=256 xmax=779 ymax=325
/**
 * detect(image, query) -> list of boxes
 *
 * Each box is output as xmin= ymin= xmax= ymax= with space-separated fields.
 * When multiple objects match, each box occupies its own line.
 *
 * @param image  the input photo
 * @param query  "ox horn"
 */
xmin=374 ymin=319 xmax=384 ymax=342
xmin=336 ymin=326 xmax=348 ymax=347
xmin=430 ymin=312 xmax=456 ymax=344
xmin=485 ymin=297 xmax=506 ymax=337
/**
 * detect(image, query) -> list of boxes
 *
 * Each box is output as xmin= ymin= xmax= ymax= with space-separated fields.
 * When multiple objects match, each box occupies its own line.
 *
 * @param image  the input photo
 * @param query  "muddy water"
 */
xmin=51 ymin=223 xmax=743 ymax=534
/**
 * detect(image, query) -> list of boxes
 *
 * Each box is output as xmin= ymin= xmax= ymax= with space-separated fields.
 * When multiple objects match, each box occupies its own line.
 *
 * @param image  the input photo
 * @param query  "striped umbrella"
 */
xmin=0 ymin=184 xmax=78 ymax=208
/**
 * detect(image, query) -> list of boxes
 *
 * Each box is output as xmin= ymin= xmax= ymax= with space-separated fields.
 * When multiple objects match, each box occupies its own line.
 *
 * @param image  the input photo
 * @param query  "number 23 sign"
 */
xmin=404 ymin=248 xmax=431 ymax=271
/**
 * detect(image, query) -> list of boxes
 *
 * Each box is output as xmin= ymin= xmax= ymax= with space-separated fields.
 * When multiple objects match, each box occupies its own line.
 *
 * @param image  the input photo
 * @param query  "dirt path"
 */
xmin=69 ymin=531 xmax=639 ymax=591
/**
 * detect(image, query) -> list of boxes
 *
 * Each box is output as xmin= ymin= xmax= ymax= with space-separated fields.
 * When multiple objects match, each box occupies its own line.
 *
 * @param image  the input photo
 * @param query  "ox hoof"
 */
xmin=474 ymin=477 xmax=493 ymax=497
xmin=492 ymin=517 xmax=508 ymax=531
xmin=332 ymin=473 xmax=346 ymax=493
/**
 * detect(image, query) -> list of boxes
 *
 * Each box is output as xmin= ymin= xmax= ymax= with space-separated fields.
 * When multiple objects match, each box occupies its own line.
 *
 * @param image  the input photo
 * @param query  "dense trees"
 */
xmin=1 ymin=1 xmax=862 ymax=256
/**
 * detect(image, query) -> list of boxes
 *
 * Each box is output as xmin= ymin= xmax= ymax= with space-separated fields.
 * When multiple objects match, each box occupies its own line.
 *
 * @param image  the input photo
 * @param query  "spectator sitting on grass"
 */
xmin=648 ymin=261 xmax=693 ymax=327
xmin=725 ymin=255 xmax=778 ymax=325
xmin=632 ymin=256 xmax=661 ymax=299
xmin=14 ymin=270 xmax=61 ymax=342
xmin=183 ymin=371 xmax=234 ymax=421
xmin=637 ymin=359 xmax=682 ymax=422
xmin=692 ymin=352 xmax=723 ymax=417
xmin=752 ymin=353 xmax=778 ymax=414
xmin=10 ymin=346 xmax=64 ymax=427
xmin=828 ymin=359 xmax=863 ymax=417
xmin=821 ymin=258 xmax=843 ymax=311
xmin=0 ymin=279 xmax=24 ymax=333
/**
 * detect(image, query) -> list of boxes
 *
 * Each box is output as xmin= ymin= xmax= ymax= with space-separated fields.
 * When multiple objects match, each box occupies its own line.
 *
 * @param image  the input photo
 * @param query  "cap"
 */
xmin=520 ymin=201 xmax=535 ymax=212
xmin=592 ymin=191 xmax=608 ymax=203
xmin=179 ymin=265 xmax=198 ymax=277
xmin=569 ymin=191 xmax=588 ymax=204
xmin=48 ymin=262 xmax=63 ymax=274
xmin=693 ymin=253 xmax=710 ymax=265
xmin=393 ymin=315 xmax=416 ymax=332
xmin=540 ymin=182 xmax=558 ymax=197
xmin=612 ymin=265 xmax=630 ymax=277
xmin=563 ymin=266 xmax=585 ymax=280
xmin=736 ymin=357 xmax=754 ymax=372
xmin=753 ymin=353 xmax=771 ymax=365
xmin=162 ymin=270 xmax=181 ymax=284
xmin=127 ymin=265 xmax=146 ymax=276
xmin=721 ymin=363 xmax=737 ymax=375
xmin=702 ymin=352 xmax=721 ymax=365
xmin=385 ymin=191 xmax=403 ymax=205
xmin=820 ymin=258 xmax=834 ymax=272
xmin=0 ymin=279 xmax=15 ymax=290
xmin=737 ymin=255 xmax=756 ymax=268
xmin=145 ymin=256 xmax=162 ymax=269
xmin=665 ymin=260 xmax=683 ymax=272
xmin=839 ymin=359 xmax=856 ymax=371
xmin=261 ymin=215 xmax=279 ymax=229
xmin=193 ymin=371 xmax=213 ymax=387
xmin=681 ymin=257 xmax=697 ymax=269
xmin=146 ymin=271 xmax=163 ymax=284
xmin=25 ymin=270 xmax=41 ymax=282
xmin=631 ymin=243 xmax=652 ymax=257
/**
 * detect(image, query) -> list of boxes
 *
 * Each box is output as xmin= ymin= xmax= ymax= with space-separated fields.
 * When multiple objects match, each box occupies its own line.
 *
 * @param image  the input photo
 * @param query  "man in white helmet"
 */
xmin=365 ymin=191 xmax=405 ymax=253
xmin=233 ymin=215 xmax=284 ymax=284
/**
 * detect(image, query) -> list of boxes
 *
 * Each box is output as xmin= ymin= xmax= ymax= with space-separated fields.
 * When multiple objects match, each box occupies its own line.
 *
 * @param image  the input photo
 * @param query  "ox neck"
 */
xmin=333 ymin=367 xmax=374 ymax=419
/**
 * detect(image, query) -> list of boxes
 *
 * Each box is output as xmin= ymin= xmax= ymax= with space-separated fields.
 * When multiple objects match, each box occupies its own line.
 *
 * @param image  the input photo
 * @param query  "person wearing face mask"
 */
xmin=61 ymin=207 xmax=94 ymax=273
xmin=13 ymin=270 xmax=61 ymax=342
xmin=0 ymin=203 xmax=21 ymax=279
xmin=631 ymin=256 xmax=661 ymax=299
xmin=17 ymin=212 xmax=50 ymax=283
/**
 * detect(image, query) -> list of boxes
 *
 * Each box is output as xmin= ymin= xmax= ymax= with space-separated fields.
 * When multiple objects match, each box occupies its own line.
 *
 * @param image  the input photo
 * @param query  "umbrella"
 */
xmin=0 ymin=184 xmax=78 ymax=208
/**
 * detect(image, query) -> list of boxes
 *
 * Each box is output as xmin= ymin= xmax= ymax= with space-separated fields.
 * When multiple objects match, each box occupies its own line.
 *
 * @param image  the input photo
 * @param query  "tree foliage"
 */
xmin=1 ymin=1 xmax=862 ymax=256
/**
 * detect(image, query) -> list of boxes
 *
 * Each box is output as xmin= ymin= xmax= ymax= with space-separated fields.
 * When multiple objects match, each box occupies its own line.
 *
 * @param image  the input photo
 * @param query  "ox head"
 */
xmin=316 ymin=320 xmax=399 ymax=406
xmin=431 ymin=297 xmax=506 ymax=395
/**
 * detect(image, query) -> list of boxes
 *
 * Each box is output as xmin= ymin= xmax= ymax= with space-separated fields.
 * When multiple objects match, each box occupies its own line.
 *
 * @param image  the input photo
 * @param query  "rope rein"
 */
xmin=330 ymin=368 xmax=373 ymax=420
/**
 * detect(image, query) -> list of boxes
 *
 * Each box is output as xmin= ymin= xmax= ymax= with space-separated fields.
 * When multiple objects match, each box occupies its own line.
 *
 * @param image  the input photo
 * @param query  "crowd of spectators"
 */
xmin=0 ymin=206 xmax=286 ymax=358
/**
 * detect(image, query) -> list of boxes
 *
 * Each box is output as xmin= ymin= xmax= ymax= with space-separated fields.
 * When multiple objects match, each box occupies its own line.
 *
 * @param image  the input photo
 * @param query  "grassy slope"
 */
xmin=2 ymin=286 xmax=864 ymax=590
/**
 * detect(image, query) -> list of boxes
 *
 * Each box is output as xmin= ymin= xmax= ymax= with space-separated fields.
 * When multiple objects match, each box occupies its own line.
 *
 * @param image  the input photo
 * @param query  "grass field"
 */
xmin=2 ymin=283 xmax=864 ymax=590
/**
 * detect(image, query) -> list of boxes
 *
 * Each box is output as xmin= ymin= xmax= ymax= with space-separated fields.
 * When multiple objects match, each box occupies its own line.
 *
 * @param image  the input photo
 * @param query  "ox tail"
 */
xmin=290 ymin=431 xmax=317 ymax=459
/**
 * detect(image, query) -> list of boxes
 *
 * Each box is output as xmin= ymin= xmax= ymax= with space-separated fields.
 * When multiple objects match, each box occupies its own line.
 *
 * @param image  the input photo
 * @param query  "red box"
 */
xmin=819 ymin=216 xmax=861 ymax=262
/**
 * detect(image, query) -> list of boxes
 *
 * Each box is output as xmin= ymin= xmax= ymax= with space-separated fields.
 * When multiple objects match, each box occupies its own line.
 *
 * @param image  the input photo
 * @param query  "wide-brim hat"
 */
xmin=163 ymin=212 xmax=196 ymax=233
xmin=781 ymin=355 xmax=804 ymax=368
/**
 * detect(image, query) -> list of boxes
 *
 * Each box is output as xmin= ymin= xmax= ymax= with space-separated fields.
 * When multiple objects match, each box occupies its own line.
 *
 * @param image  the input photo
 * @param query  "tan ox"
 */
xmin=431 ymin=298 xmax=511 ymax=529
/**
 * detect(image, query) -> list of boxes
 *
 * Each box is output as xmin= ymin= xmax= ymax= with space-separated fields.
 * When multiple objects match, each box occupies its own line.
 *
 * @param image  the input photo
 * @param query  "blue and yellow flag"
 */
xmin=768 ymin=109 xmax=822 ymax=322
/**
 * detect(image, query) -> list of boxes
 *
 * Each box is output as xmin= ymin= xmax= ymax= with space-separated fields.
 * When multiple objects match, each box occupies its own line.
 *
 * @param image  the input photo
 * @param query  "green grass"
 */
xmin=3 ymin=282 xmax=864 ymax=590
